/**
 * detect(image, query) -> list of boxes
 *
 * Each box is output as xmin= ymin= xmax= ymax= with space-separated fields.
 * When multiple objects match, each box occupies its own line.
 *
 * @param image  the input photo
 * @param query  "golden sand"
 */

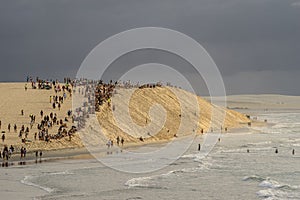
xmin=0 ymin=83 xmax=83 ymax=152
xmin=0 ymin=83 xmax=251 ymax=153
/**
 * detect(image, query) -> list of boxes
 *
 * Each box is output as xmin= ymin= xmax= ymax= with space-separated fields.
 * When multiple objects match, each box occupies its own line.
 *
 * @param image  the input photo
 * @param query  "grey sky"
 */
xmin=0 ymin=0 xmax=299 ymax=95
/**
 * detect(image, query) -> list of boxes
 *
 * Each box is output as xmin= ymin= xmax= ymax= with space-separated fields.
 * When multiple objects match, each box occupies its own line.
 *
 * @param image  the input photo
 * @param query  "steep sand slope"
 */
xmin=96 ymin=86 xmax=251 ymax=143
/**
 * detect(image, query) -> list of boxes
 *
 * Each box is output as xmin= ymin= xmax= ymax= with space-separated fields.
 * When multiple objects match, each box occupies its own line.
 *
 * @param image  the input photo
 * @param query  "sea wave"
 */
xmin=21 ymin=176 xmax=55 ymax=193
xmin=125 ymin=166 xmax=204 ymax=188
xmin=259 ymin=179 xmax=299 ymax=190
xmin=256 ymin=188 xmax=287 ymax=200
xmin=244 ymin=175 xmax=300 ymax=199
xmin=243 ymin=175 xmax=265 ymax=182
xmin=20 ymin=170 xmax=73 ymax=193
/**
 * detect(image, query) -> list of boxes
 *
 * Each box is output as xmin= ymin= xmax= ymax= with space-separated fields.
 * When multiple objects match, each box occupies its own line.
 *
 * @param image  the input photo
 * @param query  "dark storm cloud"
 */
xmin=0 ymin=0 xmax=299 ymax=94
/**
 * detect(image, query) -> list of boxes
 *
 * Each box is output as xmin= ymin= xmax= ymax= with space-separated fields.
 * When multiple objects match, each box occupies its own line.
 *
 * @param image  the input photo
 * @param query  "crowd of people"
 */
xmin=1 ymin=77 xmax=174 ymax=165
xmin=0 ymin=77 xmax=75 ymax=164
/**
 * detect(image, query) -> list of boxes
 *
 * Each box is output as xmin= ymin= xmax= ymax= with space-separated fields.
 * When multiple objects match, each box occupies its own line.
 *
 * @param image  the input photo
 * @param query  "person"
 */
xmin=8 ymin=123 xmax=10 ymax=132
xmin=39 ymin=151 xmax=43 ymax=158
xmin=24 ymin=148 xmax=27 ymax=158
xmin=198 ymin=144 xmax=201 ymax=151
xmin=14 ymin=124 xmax=17 ymax=132
xmin=247 ymin=149 xmax=250 ymax=153
xmin=292 ymin=149 xmax=295 ymax=155
xmin=275 ymin=148 xmax=278 ymax=154
xmin=20 ymin=147 xmax=24 ymax=159
xmin=116 ymin=136 xmax=120 ymax=146
xmin=35 ymin=151 xmax=38 ymax=158
xmin=0 ymin=120 xmax=1 ymax=129
xmin=1 ymin=134 xmax=5 ymax=142
xmin=121 ymin=138 xmax=124 ymax=146
xmin=139 ymin=136 xmax=144 ymax=142
xmin=9 ymin=145 xmax=14 ymax=153
xmin=107 ymin=140 xmax=111 ymax=148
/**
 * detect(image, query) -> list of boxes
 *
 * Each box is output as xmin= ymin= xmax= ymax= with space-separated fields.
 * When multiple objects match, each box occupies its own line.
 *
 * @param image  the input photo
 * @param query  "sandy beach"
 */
xmin=1 ymin=82 xmax=254 ymax=164
xmin=0 ymin=82 xmax=83 ymax=157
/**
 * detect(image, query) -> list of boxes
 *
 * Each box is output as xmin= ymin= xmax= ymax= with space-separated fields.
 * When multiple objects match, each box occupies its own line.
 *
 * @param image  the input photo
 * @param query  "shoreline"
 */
xmin=1 ymin=123 xmax=266 ymax=168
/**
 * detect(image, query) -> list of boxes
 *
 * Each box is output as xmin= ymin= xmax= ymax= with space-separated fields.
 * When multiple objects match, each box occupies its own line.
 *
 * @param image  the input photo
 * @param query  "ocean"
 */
xmin=1 ymin=110 xmax=300 ymax=200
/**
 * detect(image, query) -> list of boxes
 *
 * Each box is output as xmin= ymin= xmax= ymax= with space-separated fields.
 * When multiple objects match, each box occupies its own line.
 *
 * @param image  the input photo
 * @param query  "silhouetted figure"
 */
xmin=275 ymin=148 xmax=278 ymax=154
xmin=198 ymin=144 xmax=201 ymax=151
xmin=292 ymin=149 xmax=295 ymax=155
xmin=1 ymin=134 xmax=5 ymax=142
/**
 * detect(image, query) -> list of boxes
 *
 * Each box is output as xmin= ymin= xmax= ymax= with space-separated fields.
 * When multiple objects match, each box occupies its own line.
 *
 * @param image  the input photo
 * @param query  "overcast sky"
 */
xmin=0 ymin=0 xmax=299 ymax=95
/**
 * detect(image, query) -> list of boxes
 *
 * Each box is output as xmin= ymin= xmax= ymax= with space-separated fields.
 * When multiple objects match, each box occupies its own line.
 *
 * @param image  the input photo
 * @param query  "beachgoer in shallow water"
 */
xmin=198 ymin=144 xmax=201 ymax=151
xmin=275 ymin=148 xmax=278 ymax=154
xmin=292 ymin=149 xmax=295 ymax=155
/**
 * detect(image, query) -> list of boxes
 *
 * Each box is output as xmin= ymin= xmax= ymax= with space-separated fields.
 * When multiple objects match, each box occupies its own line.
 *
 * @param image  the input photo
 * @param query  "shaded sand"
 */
xmin=0 ymin=83 xmax=83 ymax=154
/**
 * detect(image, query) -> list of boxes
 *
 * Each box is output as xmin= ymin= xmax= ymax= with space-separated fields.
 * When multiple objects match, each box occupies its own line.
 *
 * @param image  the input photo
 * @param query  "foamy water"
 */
xmin=1 ymin=111 xmax=300 ymax=200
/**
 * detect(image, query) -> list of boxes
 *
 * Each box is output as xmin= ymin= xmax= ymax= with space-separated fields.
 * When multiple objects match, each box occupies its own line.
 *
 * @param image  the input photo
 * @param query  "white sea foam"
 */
xmin=21 ymin=176 xmax=55 ymax=193
xmin=256 ymin=188 xmax=287 ymax=199
xmin=125 ymin=176 xmax=155 ymax=188
xmin=243 ymin=175 xmax=265 ymax=182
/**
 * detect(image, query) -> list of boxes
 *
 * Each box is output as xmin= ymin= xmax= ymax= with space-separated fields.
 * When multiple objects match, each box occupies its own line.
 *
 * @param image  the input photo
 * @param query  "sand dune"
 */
xmin=0 ymin=83 xmax=252 ymax=154
xmin=95 ymin=86 xmax=251 ymax=144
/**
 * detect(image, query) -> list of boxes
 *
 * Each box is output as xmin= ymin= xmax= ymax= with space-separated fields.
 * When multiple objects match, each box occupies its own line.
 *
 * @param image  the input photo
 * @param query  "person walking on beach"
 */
xmin=0 ymin=120 xmax=1 ymax=129
xmin=20 ymin=147 xmax=24 ymax=159
xmin=24 ymin=148 xmax=27 ymax=158
xmin=1 ymin=134 xmax=5 ymax=142
xmin=292 ymin=149 xmax=295 ymax=155
xmin=116 ymin=136 xmax=120 ymax=146
xmin=8 ymin=123 xmax=10 ymax=132
xmin=121 ymin=138 xmax=124 ymax=146
xmin=39 ymin=151 xmax=43 ymax=160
